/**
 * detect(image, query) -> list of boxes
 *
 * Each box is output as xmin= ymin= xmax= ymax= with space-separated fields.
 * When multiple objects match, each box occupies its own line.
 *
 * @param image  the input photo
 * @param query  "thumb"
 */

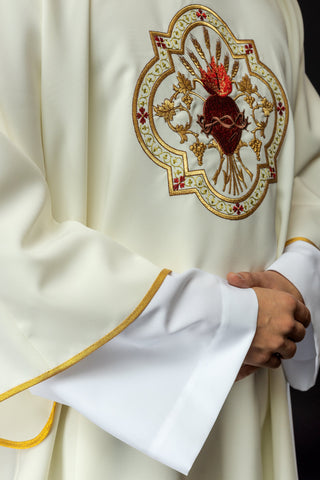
xmin=227 ymin=271 xmax=257 ymax=288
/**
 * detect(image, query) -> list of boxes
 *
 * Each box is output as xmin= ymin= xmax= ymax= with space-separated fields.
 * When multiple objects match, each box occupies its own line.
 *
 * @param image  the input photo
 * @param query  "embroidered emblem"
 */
xmin=133 ymin=5 xmax=289 ymax=219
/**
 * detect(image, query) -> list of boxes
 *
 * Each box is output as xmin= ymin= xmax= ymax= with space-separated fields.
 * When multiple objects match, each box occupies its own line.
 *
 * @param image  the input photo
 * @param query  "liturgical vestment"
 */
xmin=0 ymin=1 xmax=320 ymax=479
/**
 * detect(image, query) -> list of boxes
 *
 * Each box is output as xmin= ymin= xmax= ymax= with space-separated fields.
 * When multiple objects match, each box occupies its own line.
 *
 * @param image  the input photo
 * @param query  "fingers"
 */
xmin=228 ymin=271 xmax=311 ymax=372
xmin=264 ymin=354 xmax=282 ymax=369
xmin=245 ymin=338 xmax=298 ymax=370
xmin=227 ymin=271 xmax=258 ymax=289
xmin=227 ymin=270 xmax=305 ymax=305
xmin=275 ymin=295 xmax=309 ymax=337
xmin=245 ymin=287 xmax=310 ymax=370
xmin=294 ymin=299 xmax=311 ymax=328
xmin=245 ymin=349 xmax=282 ymax=369
xmin=289 ymin=319 xmax=306 ymax=343
xmin=235 ymin=278 xmax=310 ymax=332
xmin=263 ymin=339 xmax=296 ymax=367
xmin=275 ymin=338 xmax=297 ymax=360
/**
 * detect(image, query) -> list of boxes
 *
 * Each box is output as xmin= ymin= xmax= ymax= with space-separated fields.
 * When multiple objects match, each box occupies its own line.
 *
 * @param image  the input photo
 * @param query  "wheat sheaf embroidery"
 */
xmin=133 ymin=6 xmax=289 ymax=219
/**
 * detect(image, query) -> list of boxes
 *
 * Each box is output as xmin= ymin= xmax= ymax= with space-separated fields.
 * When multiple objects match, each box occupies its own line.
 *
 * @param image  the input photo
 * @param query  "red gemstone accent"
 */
xmin=245 ymin=44 xmax=253 ymax=55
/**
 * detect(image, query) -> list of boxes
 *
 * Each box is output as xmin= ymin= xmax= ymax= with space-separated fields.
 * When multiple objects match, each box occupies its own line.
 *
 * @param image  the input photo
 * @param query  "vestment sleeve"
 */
xmin=31 ymin=269 xmax=257 ymax=474
xmin=0 ymin=1 xmax=167 ymax=401
xmin=267 ymin=241 xmax=320 ymax=390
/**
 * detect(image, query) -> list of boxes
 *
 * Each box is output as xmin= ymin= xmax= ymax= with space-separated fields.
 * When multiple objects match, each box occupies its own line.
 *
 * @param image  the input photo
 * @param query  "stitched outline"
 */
xmin=0 ymin=402 xmax=56 ymax=449
xmin=133 ymin=4 xmax=289 ymax=220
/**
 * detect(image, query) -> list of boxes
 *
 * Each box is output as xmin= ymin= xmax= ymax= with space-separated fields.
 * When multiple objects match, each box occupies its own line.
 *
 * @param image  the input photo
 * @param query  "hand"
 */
xmin=227 ymin=270 xmax=304 ymax=303
xmin=228 ymin=271 xmax=311 ymax=381
xmin=247 ymin=286 xmax=310 ymax=366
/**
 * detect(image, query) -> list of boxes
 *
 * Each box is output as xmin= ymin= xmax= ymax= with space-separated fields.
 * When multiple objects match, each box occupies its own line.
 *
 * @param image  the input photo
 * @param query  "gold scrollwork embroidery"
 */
xmin=133 ymin=5 xmax=289 ymax=219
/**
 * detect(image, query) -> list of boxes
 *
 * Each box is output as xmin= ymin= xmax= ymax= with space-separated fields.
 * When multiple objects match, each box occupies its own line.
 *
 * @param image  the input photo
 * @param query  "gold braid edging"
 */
xmin=285 ymin=237 xmax=319 ymax=250
xmin=0 ymin=402 xmax=57 ymax=449
xmin=0 ymin=269 xmax=171 ymax=404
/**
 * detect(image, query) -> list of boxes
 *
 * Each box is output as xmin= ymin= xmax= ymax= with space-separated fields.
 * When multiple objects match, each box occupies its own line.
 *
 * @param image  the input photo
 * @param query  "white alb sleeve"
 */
xmin=31 ymin=268 xmax=257 ymax=474
xmin=267 ymin=241 xmax=320 ymax=391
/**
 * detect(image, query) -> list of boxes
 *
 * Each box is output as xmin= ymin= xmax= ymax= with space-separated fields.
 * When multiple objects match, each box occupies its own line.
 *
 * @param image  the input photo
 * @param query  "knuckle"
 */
xmin=257 ymin=351 xmax=269 ymax=365
xmin=271 ymin=337 xmax=285 ymax=352
xmin=305 ymin=308 xmax=311 ymax=327
xmin=282 ymin=316 xmax=295 ymax=334
xmin=285 ymin=294 xmax=296 ymax=311
xmin=254 ymin=272 xmax=264 ymax=286
xmin=298 ymin=306 xmax=311 ymax=327
xmin=269 ymin=356 xmax=281 ymax=369
xmin=295 ymin=323 xmax=306 ymax=342
xmin=300 ymin=325 xmax=306 ymax=340
xmin=272 ymin=360 xmax=281 ymax=369
xmin=285 ymin=342 xmax=297 ymax=359
xmin=291 ymin=342 xmax=297 ymax=357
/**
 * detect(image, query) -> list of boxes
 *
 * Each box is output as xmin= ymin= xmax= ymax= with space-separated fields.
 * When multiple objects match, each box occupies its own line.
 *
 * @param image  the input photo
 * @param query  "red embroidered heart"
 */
xmin=202 ymin=94 xmax=243 ymax=155
xmin=198 ymin=55 xmax=248 ymax=155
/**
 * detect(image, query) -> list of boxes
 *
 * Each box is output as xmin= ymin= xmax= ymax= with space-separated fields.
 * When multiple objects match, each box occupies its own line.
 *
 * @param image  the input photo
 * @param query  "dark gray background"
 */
xmin=291 ymin=2 xmax=319 ymax=479
xmin=297 ymin=1 xmax=320 ymax=92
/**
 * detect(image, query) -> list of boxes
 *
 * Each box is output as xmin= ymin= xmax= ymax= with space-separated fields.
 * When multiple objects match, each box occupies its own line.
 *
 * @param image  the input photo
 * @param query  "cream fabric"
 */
xmin=0 ymin=0 xmax=320 ymax=479
xmin=31 ymin=271 xmax=258 ymax=473
xmin=30 ymin=242 xmax=320 ymax=474
xmin=0 ymin=0 xmax=167 ymax=399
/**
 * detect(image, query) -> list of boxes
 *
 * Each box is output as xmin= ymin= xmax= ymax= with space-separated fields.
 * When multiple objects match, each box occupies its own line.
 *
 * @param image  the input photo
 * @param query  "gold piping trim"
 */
xmin=0 ymin=269 xmax=171 ymax=403
xmin=285 ymin=237 xmax=319 ymax=250
xmin=0 ymin=402 xmax=57 ymax=449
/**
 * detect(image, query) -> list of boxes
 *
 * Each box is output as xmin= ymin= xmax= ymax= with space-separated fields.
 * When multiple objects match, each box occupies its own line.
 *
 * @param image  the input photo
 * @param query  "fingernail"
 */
xmin=229 ymin=272 xmax=243 ymax=279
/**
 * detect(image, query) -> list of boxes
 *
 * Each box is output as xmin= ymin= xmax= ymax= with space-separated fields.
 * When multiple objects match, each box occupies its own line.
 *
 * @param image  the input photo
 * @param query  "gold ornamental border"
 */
xmin=133 ymin=4 xmax=289 ymax=220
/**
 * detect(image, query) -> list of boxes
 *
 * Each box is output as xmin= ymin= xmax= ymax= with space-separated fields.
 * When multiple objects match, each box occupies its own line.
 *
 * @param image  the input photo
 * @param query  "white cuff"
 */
xmin=267 ymin=241 xmax=320 ymax=390
xmin=31 ymin=269 xmax=257 ymax=474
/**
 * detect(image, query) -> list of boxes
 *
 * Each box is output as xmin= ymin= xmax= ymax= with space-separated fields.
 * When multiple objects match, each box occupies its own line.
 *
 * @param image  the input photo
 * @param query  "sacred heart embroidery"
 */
xmin=133 ymin=5 xmax=289 ymax=219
